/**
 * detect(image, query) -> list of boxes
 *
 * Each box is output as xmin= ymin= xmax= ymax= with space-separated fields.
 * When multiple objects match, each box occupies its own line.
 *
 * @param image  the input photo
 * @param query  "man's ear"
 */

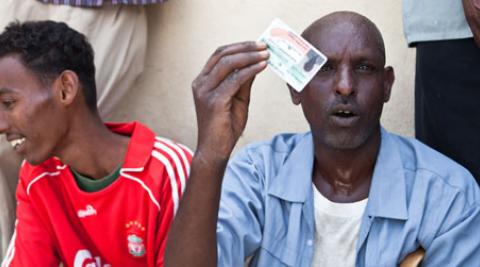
xmin=54 ymin=70 xmax=79 ymax=107
xmin=288 ymin=84 xmax=301 ymax=105
xmin=383 ymin=66 xmax=395 ymax=103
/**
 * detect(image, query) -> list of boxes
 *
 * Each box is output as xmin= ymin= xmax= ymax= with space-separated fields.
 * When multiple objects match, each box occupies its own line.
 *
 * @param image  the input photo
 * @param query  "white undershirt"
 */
xmin=311 ymin=184 xmax=368 ymax=267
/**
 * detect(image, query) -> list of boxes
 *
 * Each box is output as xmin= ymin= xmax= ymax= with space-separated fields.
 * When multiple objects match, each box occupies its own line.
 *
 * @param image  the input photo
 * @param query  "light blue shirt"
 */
xmin=217 ymin=129 xmax=480 ymax=266
xmin=402 ymin=0 xmax=473 ymax=45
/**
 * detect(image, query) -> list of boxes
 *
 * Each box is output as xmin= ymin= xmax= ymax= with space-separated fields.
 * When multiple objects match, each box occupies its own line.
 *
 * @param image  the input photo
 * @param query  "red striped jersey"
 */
xmin=1 ymin=122 xmax=192 ymax=267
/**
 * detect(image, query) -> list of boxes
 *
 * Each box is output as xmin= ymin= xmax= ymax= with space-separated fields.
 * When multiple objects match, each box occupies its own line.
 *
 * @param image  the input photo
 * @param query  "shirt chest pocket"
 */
xmin=363 ymin=221 xmax=420 ymax=266
xmin=258 ymin=232 xmax=299 ymax=267
xmin=257 ymin=202 xmax=311 ymax=267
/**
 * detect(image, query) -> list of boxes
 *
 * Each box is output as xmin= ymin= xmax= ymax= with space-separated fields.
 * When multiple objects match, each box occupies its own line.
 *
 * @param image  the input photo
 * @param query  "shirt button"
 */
xmin=307 ymin=239 xmax=313 ymax=246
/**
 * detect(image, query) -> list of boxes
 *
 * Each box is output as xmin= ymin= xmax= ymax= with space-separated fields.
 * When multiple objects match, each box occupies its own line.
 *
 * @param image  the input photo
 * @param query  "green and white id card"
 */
xmin=258 ymin=18 xmax=327 ymax=92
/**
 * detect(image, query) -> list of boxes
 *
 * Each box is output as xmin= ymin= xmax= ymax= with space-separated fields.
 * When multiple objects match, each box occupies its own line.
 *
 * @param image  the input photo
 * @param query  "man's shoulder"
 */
xmin=133 ymin=135 xmax=193 ymax=190
xmin=146 ymin=135 xmax=193 ymax=173
xmin=18 ymin=158 xmax=68 ymax=196
xmin=19 ymin=157 xmax=66 ymax=183
xmin=240 ymin=132 xmax=310 ymax=157
xmin=227 ymin=132 xmax=312 ymax=182
xmin=129 ymin=135 xmax=192 ymax=213
xmin=118 ymin=120 xmax=193 ymax=176
xmin=387 ymin=132 xmax=479 ymax=198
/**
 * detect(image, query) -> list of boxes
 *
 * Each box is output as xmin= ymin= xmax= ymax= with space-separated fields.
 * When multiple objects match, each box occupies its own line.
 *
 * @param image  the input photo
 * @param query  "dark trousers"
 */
xmin=416 ymin=38 xmax=480 ymax=182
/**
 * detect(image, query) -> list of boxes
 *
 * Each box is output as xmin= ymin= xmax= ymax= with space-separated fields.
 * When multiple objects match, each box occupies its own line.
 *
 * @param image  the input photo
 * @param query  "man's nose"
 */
xmin=334 ymin=67 xmax=355 ymax=96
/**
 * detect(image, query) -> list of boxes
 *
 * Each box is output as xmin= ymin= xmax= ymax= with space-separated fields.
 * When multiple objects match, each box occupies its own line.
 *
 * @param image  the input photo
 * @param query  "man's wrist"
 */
xmin=193 ymin=148 xmax=231 ymax=169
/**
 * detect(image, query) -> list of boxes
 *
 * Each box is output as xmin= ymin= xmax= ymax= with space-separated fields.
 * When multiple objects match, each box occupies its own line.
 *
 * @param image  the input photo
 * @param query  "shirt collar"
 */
xmin=267 ymin=132 xmax=315 ymax=202
xmin=266 ymin=129 xmax=409 ymax=220
xmin=106 ymin=121 xmax=156 ymax=172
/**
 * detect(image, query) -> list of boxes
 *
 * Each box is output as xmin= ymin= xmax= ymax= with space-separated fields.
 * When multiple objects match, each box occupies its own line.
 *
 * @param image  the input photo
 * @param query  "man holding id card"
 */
xmin=166 ymin=11 xmax=480 ymax=267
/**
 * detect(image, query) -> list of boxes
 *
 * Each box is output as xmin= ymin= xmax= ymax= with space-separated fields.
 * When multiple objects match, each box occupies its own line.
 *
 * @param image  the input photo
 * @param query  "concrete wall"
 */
xmin=111 ymin=0 xmax=416 ymax=151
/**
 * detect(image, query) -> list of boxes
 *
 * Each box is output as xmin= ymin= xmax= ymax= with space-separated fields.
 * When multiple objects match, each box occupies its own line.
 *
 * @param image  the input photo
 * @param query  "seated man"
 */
xmin=165 ymin=11 xmax=480 ymax=266
xmin=0 ymin=21 xmax=192 ymax=266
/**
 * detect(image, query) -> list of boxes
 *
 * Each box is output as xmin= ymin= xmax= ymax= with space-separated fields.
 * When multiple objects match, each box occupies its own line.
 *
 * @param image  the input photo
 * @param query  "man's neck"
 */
xmin=54 ymin=112 xmax=130 ymax=180
xmin=312 ymin=130 xmax=381 ymax=203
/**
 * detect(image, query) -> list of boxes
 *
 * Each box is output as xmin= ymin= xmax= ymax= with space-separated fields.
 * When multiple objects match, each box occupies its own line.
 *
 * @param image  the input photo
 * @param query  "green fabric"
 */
xmin=72 ymin=165 xmax=121 ymax=192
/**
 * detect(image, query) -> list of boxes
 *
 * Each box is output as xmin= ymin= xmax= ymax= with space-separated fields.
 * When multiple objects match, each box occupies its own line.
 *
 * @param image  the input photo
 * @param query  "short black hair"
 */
xmin=0 ymin=20 xmax=97 ymax=111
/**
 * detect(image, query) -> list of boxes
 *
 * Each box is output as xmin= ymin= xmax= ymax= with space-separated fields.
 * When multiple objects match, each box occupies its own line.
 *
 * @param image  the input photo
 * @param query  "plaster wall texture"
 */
xmin=111 ymin=0 xmax=416 ymax=151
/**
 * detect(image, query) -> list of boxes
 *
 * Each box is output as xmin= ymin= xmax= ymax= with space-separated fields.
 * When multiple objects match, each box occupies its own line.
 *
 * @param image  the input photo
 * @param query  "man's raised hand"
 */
xmin=164 ymin=42 xmax=268 ymax=267
xmin=192 ymin=41 xmax=269 ymax=161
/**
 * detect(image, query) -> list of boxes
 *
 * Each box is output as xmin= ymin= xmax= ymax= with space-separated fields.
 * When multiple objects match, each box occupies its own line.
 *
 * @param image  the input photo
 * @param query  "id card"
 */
xmin=258 ymin=18 xmax=327 ymax=92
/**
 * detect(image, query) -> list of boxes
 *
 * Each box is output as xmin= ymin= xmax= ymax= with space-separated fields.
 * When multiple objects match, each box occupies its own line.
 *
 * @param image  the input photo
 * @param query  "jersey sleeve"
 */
xmin=1 ymin=167 xmax=59 ymax=267
xmin=216 ymin=147 xmax=265 ymax=267
xmin=155 ymin=141 xmax=193 ymax=267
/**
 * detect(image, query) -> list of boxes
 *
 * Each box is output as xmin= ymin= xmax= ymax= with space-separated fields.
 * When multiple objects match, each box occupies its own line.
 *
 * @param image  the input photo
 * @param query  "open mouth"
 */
xmin=333 ymin=109 xmax=356 ymax=118
xmin=330 ymin=106 xmax=359 ymax=127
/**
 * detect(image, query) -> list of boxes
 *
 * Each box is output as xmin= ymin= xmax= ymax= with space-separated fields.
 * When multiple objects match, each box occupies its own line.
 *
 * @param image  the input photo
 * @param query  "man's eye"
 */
xmin=2 ymin=99 xmax=15 ymax=109
xmin=318 ymin=64 xmax=333 ymax=73
xmin=356 ymin=63 xmax=375 ymax=72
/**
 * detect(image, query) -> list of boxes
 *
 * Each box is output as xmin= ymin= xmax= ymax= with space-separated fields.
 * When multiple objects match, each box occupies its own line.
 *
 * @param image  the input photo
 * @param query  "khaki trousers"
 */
xmin=0 ymin=0 xmax=148 ymax=259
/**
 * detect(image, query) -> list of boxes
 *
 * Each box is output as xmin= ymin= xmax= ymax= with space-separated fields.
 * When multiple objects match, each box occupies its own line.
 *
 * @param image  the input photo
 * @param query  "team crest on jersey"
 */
xmin=125 ymin=220 xmax=146 ymax=257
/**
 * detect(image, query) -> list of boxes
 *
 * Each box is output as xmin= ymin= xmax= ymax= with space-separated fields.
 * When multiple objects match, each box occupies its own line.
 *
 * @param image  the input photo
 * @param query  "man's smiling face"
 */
xmin=0 ymin=55 xmax=68 ymax=165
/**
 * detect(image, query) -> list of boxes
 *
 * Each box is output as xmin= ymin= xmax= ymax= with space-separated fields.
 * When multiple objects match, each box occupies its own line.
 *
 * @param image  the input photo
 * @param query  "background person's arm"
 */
xmin=463 ymin=0 xmax=480 ymax=46
xmin=164 ymin=41 xmax=268 ymax=267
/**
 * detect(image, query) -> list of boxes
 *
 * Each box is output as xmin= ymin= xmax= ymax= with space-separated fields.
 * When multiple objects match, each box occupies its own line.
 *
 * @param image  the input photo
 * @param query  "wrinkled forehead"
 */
xmin=302 ymin=17 xmax=386 ymax=64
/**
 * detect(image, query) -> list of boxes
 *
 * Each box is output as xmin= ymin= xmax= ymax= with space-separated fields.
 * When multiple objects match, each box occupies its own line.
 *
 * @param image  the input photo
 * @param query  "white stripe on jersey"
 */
xmin=177 ymin=143 xmax=194 ymax=157
xmin=56 ymin=164 xmax=68 ymax=170
xmin=156 ymin=137 xmax=193 ymax=175
xmin=6 ymin=165 xmax=66 ymax=265
xmin=1 ymin=221 xmax=17 ymax=267
xmin=120 ymin=169 xmax=161 ymax=211
xmin=154 ymin=141 xmax=188 ymax=194
xmin=26 ymin=171 xmax=62 ymax=195
xmin=151 ymin=150 xmax=180 ymax=215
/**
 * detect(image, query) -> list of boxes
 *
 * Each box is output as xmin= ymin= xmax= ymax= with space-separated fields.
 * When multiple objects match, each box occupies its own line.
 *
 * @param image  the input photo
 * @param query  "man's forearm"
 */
xmin=165 ymin=41 xmax=268 ymax=267
xmin=164 ymin=151 xmax=229 ymax=267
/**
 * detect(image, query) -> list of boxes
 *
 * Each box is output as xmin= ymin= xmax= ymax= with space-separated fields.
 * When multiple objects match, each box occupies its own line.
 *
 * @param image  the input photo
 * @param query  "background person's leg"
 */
xmin=415 ymin=38 xmax=480 ymax=181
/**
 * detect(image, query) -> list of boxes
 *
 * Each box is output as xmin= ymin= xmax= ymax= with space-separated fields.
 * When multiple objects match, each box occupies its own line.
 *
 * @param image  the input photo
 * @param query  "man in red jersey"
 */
xmin=0 ymin=20 xmax=192 ymax=267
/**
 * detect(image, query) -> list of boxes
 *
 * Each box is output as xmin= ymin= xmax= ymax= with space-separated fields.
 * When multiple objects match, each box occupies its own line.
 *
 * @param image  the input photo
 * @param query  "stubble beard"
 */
xmin=321 ymin=125 xmax=376 ymax=150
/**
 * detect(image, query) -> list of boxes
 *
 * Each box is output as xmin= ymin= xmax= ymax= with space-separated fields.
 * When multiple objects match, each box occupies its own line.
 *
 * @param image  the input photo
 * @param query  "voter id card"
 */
xmin=258 ymin=18 xmax=327 ymax=92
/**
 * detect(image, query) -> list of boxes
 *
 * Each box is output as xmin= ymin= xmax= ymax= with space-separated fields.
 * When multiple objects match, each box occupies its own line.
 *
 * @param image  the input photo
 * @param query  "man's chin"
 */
xmin=325 ymin=137 xmax=364 ymax=150
xmin=322 ymin=130 xmax=372 ymax=150
xmin=24 ymin=156 xmax=48 ymax=166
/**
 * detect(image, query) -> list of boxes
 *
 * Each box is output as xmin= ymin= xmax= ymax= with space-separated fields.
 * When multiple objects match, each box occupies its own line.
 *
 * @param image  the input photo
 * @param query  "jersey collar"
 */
xmin=106 ymin=121 xmax=156 ymax=173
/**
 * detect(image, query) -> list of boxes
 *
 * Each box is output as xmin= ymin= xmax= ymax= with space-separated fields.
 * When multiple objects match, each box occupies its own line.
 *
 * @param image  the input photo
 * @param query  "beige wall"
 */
xmin=111 ymin=0 xmax=416 ymax=151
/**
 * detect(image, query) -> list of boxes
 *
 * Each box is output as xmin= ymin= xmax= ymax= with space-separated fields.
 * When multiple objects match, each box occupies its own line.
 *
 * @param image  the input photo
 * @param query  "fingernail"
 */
xmin=259 ymin=51 xmax=269 ymax=58
xmin=256 ymin=42 xmax=267 ymax=49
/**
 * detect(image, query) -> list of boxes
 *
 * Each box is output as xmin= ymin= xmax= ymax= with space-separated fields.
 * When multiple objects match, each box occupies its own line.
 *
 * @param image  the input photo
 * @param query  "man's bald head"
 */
xmin=302 ymin=11 xmax=386 ymax=65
